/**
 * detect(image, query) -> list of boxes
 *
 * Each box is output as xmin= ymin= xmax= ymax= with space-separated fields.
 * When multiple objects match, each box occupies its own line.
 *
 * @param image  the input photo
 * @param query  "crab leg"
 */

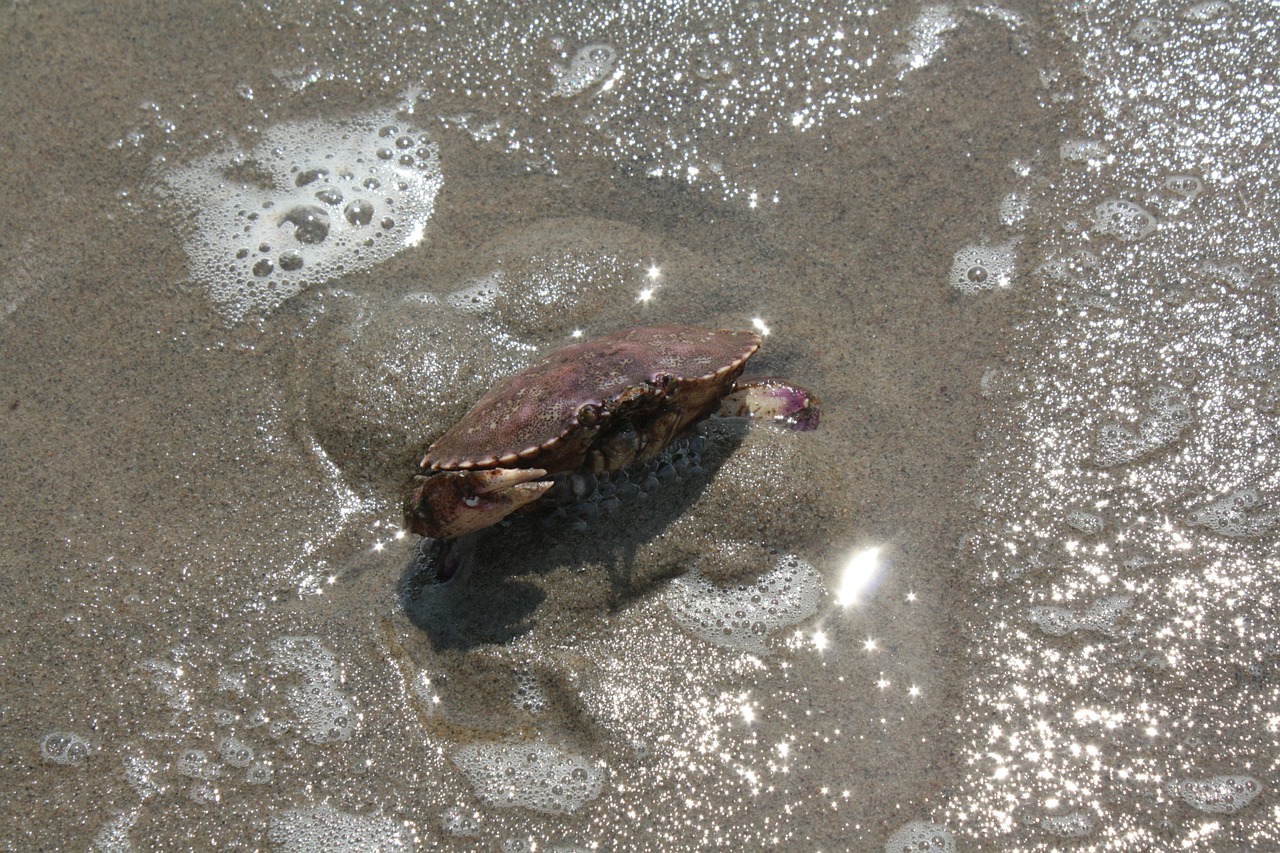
xmin=717 ymin=377 xmax=820 ymax=431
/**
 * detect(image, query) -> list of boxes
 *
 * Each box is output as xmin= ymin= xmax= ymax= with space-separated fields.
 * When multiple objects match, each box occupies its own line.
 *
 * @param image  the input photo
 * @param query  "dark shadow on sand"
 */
xmin=397 ymin=420 xmax=750 ymax=650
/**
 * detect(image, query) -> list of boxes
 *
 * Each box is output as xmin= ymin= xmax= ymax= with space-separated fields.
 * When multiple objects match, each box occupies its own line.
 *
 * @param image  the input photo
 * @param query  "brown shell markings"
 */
xmin=423 ymin=325 xmax=760 ymax=472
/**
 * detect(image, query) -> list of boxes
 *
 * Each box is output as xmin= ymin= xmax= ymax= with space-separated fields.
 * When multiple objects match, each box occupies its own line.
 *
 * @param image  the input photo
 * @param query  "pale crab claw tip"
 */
xmin=473 ymin=467 xmax=549 ymax=494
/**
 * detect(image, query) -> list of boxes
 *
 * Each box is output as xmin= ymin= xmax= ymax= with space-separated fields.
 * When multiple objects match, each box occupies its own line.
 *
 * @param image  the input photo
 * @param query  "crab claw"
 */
xmin=404 ymin=467 xmax=552 ymax=539
xmin=718 ymin=377 xmax=821 ymax=431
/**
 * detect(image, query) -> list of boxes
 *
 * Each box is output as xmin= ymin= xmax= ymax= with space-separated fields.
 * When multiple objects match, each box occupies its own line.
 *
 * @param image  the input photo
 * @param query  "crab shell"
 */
xmin=404 ymin=325 xmax=761 ymax=539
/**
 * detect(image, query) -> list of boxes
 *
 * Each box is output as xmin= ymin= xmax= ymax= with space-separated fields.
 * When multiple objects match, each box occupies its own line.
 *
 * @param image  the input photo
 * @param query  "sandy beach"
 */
xmin=2 ymin=1 xmax=1277 ymax=850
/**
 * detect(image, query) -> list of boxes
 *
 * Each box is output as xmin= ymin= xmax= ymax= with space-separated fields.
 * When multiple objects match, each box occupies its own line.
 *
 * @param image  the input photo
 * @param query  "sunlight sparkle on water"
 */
xmin=837 ymin=546 xmax=882 ymax=607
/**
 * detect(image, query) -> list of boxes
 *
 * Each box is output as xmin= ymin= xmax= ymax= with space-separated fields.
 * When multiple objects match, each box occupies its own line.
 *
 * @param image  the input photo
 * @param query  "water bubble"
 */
xmin=343 ymin=199 xmax=374 ymax=226
xmin=441 ymin=806 xmax=480 ymax=836
xmin=40 ymin=731 xmax=92 ymax=766
xmin=314 ymin=187 xmax=344 ymax=206
xmin=1060 ymin=139 xmax=1110 ymax=163
xmin=1096 ymin=387 xmax=1192 ymax=466
xmin=1039 ymin=811 xmax=1093 ymax=837
xmin=950 ymin=241 xmax=1016 ymax=293
xmin=245 ymin=762 xmax=273 ymax=785
xmin=218 ymin=736 xmax=255 ymax=768
xmin=281 ymin=205 xmax=330 ymax=244
xmin=1164 ymin=175 xmax=1203 ymax=200
xmin=177 ymin=749 xmax=218 ymax=780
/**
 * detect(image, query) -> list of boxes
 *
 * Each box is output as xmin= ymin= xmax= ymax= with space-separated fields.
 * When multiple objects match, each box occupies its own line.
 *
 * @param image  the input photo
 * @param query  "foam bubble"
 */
xmin=1060 ymin=139 xmax=1110 ymax=163
xmin=245 ymin=762 xmax=274 ymax=785
xmin=177 ymin=748 xmax=218 ymax=780
xmin=883 ymin=820 xmax=955 ymax=853
xmin=268 ymin=805 xmax=415 ymax=852
xmin=90 ymin=809 xmax=139 ymax=853
xmin=158 ymin=112 xmax=442 ymax=320
xmin=511 ymin=668 xmax=547 ymax=714
xmin=1092 ymin=199 xmax=1157 ymax=242
xmin=1164 ymin=175 xmax=1204 ymax=201
xmin=269 ymin=636 xmax=358 ymax=744
xmin=1129 ymin=17 xmax=1170 ymax=44
xmin=1189 ymin=488 xmax=1278 ymax=537
xmin=665 ymin=554 xmax=825 ymax=652
xmin=451 ymin=740 xmax=605 ymax=814
xmin=1039 ymin=811 xmax=1093 ymax=836
xmin=950 ymin=241 xmax=1016 ymax=293
xmin=440 ymin=806 xmax=480 ymax=836
xmin=1167 ymin=774 xmax=1260 ymax=814
xmin=1029 ymin=595 xmax=1132 ymax=638
xmin=218 ymin=736 xmax=255 ymax=768
xmin=894 ymin=6 xmax=959 ymax=74
xmin=1064 ymin=509 xmax=1103 ymax=535
xmin=40 ymin=731 xmax=92 ymax=766
xmin=1182 ymin=1 xmax=1234 ymax=22
xmin=122 ymin=750 xmax=164 ymax=800
xmin=1197 ymin=259 xmax=1253 ymax=290
xmin=551 ymin=44 xmax=617 ymax=96
xmin=999 ymin=191 xmax=1029 ymax=227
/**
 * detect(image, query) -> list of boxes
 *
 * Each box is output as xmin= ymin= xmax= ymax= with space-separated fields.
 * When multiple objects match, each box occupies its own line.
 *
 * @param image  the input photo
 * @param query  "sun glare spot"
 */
xmin=838 ymin=547 xmax=882 ymax=607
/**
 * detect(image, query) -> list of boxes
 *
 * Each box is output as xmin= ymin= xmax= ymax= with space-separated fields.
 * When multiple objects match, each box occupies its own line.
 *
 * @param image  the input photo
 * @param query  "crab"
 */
xmin=404 ymin=325 xmax=819 ymax=540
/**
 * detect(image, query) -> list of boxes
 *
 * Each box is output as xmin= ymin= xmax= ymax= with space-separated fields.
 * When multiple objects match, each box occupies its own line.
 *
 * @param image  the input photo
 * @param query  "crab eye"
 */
xmin=463 ymin=496 xmax=481 ymax=508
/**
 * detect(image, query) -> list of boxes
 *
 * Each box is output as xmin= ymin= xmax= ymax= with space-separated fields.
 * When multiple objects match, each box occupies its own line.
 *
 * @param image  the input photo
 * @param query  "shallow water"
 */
xmin=1 ymin=1 xmax=1276 ymax=850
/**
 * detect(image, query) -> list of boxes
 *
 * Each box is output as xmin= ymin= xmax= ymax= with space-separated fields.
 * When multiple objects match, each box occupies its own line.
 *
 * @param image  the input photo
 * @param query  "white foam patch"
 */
xmin=1189 ymin=487 xmax=1279 ymax=537
xmin=1028 ymin=595 xmax=1133 ymax=638
xmin=550 ymin=43 xmax=618 ymax=97
xmin=1059 ymin=139 xmax=1110 ymax=163
xmin=269 ymin=636 xmax=358 ymax=744
xmin=268 ymin=805 xmax=414 ymax=852
xmin=159 ymin=111 xmax=442 ymax=319
xmin=1092 ymin=199 xmax=1157 ymax=242
xmin=894 ymin=5 xmax=959 ymax=74
xmin=1167 ymin=775 xmax=1261 ymax=814
xmin=883 ymin=820 xmax=955 ymax=853
xmin=451 ymin=740 xmax=605 ymax=814
xmin=1038 ymin=811 xmax=1093 ymax=837
xmin=39 ymin=730 xmax=92 ymax=766
xmin=121 ymin=750 xmax=164 ymax=800
xmin=665 ymin=554 xmax=825 ymax=652
xmin=1064 ymin=509 xmax=1103 ymax=535
xmin=950 ymin=241 xmax=1016 ymax=293
xmin=1095 ymin=386 xmax=1193 ymax=467
xmin=90 ymin=809 xmax=140 ymax=853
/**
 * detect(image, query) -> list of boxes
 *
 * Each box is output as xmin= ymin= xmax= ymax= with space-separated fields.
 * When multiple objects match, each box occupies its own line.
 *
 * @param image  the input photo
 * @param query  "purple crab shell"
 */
xmin=423 ymin=325 xmax=760 ymax=473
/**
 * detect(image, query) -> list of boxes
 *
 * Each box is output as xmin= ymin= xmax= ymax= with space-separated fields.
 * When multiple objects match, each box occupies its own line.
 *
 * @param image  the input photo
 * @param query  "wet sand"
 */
xmin=5 ymin=2 xmax=1273 ymax=851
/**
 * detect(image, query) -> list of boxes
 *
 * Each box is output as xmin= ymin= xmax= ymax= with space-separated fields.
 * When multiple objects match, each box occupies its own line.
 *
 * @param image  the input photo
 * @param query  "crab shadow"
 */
xmin=398 ymin=421 xmax=749 ymax=650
